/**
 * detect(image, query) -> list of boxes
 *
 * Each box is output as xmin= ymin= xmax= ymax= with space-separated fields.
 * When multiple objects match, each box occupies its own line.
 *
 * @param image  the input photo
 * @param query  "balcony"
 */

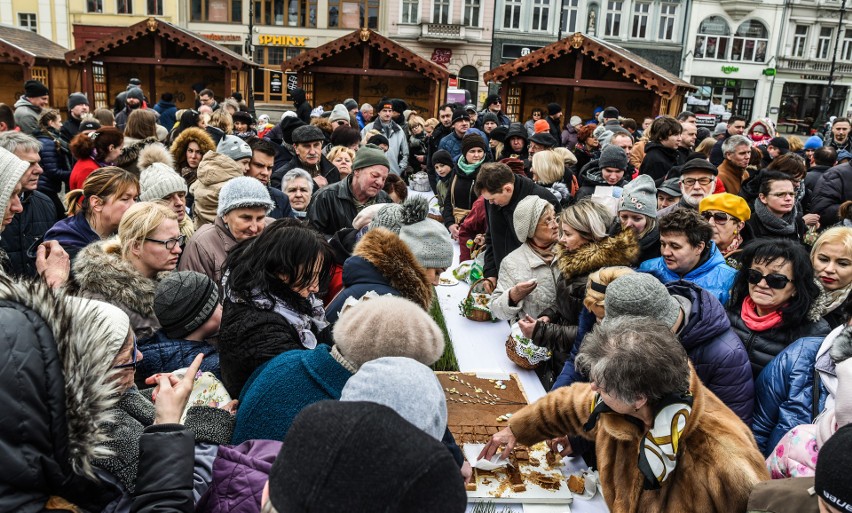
xmin=719 ymin=0 xmax=763 ymax=20
xmin=778 ymin=57 xmax=852 ymax=75
xmin=420 ymin=23 xmax=467 ymax=43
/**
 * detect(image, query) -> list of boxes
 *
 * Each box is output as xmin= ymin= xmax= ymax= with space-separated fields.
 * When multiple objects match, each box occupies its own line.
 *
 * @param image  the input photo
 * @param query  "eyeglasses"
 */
xmin=701 ymin=211 xmax=736 ymax=223
xmin=747 ymin=269 xmax=792 ymax=289
xmin=113 ymin=337 xmax=139 ymax=370
xmin=145 ymin=235 xmax=186 ymax=250
xmin=680 ymin=177 xmax=714 ymax=187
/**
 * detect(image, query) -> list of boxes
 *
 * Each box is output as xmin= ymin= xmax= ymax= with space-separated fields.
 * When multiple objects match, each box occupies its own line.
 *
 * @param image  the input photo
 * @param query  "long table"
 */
xmin=437 ymin=242 xmax=608 ymax=513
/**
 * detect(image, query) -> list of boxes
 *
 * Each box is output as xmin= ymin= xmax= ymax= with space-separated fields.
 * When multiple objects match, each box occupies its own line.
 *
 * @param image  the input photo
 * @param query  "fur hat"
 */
xmin=138 ymin=143 xmax=187 ymax=202
xmin=432 ymin=149 xmax=454 ymax=168
xmin=333 ymin=296 xmax=445 ymax=370
xmin=461 ymin=133 xmax=487 ymax=156
xmin=0 ymin=146 xmax=29 ymax=224
xmin=67 ymin=92 xmax=89 ymax=111
xmin=699 ymin=193 xmax=751 ymax=222
xmin=353 ymin=143 xmax=390 ymax=170
xmin=533 ymin=119 xmax=550 ymax=134
xmin=70 ymin=297 xmax=131 ymax=353
xmin=216 ymin=135 xmax=252 ymax=162
xmin=341 ymin=357 xmax=447 ymax=440
xmin=598 ymin=145 xmax=628 ymax=170
xmin=232 ymin=111 xmax=253 ymax=125
xmin=329 ymin=104 xmax=350 ymax=123
xmin=547 ymin=103 xmax=562 ymax=116
xmin=217 ymin=176 xmax=274 ymax=217
xmin=605 ymin=273 xmax=681 ymax=329
xmin=619 ymin=174 xmax=657 ymax=219
xmin=154 ymin=271 xmax=219 ymax=339
xmin=291 ymin=125 xmax=325 ymax=144
xmin=398 ymin=198 xmax=453 ymax=269
xmin=24 ymin=80 xmax=48 ymax=98
xmin=513 ymin=196 xmax=552 ymax=241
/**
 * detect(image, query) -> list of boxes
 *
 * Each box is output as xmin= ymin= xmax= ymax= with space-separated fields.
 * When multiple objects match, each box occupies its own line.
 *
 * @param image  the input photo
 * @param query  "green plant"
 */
xmin=430 ymin=294 xmax=458 ymax=371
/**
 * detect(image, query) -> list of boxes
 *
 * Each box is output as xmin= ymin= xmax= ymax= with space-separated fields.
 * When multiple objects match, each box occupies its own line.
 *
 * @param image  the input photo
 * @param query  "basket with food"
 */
xmin=459 ymin=279 xmax=495 ymax=322
xmin=505 ymin=322 xmax=552 ymax=370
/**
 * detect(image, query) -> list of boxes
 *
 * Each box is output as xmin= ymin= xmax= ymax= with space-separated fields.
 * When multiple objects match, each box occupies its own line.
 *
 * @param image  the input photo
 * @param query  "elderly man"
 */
xmin=716 ymin=134 xmax=752 ymax=195
xmin=356 ymin=103 xmax=373 ymax=129
xmin=658 ymin=158 xmax=718 ymax=217
xmin=361 ymin=100 xmax=408 ymax=176
xmin=271 ymin=124 xmax=340 ymax=189
xmin=308 ymin=144 xmax=393 ymax=237
xmin=14 ymin=80 xmax=49 ymax=135
xmin=710 ymin=115 xmax=747 ymax=165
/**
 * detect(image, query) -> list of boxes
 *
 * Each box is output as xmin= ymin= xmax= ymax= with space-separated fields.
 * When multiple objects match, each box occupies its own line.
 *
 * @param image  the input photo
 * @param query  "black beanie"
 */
xmin=279 ymin=117 xmax=307 ymax=145
xmin=153 ymin=271 xmax=219 ymax=339
xmin=367 ymin=133 xmax=390 ymax=147
xmin=270 ymin=401 xmax=467 ymax=512
xmin=490 ymin=125 xmax=509 ymax=143
xmin=547 ymin=102 xmax=562 ymax=116
xmin=432 ymin=149 xmax=454 ymax=168
xmin=461 ymin=133 xmax=487 ymax=156
xmin=24 ymin=80 xmax=49 ymax=98
xmin=815 ymin=424 xmax=852 ymax=512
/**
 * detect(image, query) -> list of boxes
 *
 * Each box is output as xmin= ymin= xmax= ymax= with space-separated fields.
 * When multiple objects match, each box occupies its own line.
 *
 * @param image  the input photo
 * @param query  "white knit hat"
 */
xmin=216 ymin=135 xmax=252 ymax=162
xmin=329 ymin=104 xmax=350 ymax=123
xmin=217 ymin=176 xmax=274 ymax=217
xmin=513 ymin=195 xmax=551 ymax=242
xmin=0 ymin=146 xmax=29 ymax=225
xmin=137 ymin=143 xmax=188 ymax=202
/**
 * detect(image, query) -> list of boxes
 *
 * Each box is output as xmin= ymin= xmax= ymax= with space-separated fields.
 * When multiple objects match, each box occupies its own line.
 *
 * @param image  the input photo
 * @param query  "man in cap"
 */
xmin=115 ymin=87 xmax=156 ymax=132
xmin=360 ymin=100 xmax=408 ymax=176
xmin=272 ymin=124 xmax=340 ymax=190
xmin=14 ymin=80 xmax=49 ymax=135
xmin=479 ymin=94 xmax=510 ymax=128
xmin=60 ymin=92 xmax=90 ymax=142
xmin=438 ymin=108 xmax=472 ymax=162
xmin=464 ymin=103 xmax=479 ymax=128
xmin=658 ymin=158 xmax=719 ymax=217
xmin=545 ymin=103 xmax=562 ymax=142
xmin=308 ymin=144 xmax=392 ymax=237
xmin=601 ymin=106 xmax=621 ymax=131
xmin=763 ymin=136 xmax=790 ymax=166
xmin=657 ymin=177 xmax=683 ymax=210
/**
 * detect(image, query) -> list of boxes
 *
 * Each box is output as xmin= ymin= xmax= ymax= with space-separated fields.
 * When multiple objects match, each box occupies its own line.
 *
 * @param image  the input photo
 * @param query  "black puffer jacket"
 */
xmin=292 ymin=88 xmax=312 ymax=124
xmin=34 ymin=127 xmax=72 ymax=194
xmin=639 ymin=142 xmax=681 ymax=185
xmin=271 ymin=152 xmax=340 ymax=191
xmin=811 ymin=161 xmax=852 ymax=226
xmin=0 ymin=191 xmax=58 ymax=277
xmin=306 ymin=174 xmax=392 ymax=237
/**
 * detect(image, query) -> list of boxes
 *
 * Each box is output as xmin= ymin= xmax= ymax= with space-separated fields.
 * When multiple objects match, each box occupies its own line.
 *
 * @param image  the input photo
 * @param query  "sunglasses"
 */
xmin=747 ymin=269 xmax=792 ymax=289
xmin=701 ymin=211 xmax=736 ymax=223
xmin=113 ymin=337 xmax=139 ymax=370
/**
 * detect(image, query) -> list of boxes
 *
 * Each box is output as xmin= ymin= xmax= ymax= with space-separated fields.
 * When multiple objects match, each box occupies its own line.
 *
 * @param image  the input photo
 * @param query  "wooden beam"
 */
xmin=306 ymin=65 xmax=424 ymax=79
xmin=574 ymin=53 xmax=583 ymax=79
xmin=362 ymin=45 xmax=369 ymax=70
xmin=513 ymin=75 xmax=648 ymax=91
xmin=97 ymin=56 xmax=224 ymax=67
xmin=652 ymin=94 xmax=662 ymax=116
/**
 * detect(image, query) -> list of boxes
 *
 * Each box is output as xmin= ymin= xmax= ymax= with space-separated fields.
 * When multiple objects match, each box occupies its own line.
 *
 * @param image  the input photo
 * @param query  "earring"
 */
xmin=733 ymin=229 xmax=738 ymax=236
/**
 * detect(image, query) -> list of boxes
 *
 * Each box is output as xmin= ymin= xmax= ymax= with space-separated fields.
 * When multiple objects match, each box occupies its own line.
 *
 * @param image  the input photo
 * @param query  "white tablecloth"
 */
xmin=438 ymin=242 xmax=609 ymax=513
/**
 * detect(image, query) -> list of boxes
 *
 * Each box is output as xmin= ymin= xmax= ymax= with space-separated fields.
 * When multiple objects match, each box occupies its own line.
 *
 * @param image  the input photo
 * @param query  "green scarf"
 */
xmin=456 ymin=155 xmax=484 ymax=176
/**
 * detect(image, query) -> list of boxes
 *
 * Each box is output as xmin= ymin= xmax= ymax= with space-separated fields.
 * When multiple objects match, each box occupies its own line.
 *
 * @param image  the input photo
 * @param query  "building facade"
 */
xmin=385 ymin=0 xmax=493 ymax=105
xmin=1 ymin=0 xmax=74 ymax=49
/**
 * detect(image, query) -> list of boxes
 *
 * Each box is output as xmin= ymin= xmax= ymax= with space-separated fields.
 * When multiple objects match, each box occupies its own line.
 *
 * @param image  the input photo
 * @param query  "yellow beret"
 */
xmin=699 ymin=193 xmax=751 ymax=222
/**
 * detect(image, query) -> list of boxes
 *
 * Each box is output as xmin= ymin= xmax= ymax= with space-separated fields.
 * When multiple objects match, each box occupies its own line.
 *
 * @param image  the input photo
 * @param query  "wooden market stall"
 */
xmin=281 ymin=28 xmax=449 ymax=117
xmin=484 ymin=33 xmax=696 ymax=123
xmin=0 ymin=25 xmax=79 ymax=109
xmin=65 ymin=18 xmax=256 ymax=111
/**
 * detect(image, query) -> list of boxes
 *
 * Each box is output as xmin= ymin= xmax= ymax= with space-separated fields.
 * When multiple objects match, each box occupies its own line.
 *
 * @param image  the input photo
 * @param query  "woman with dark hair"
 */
xmin=218 ymin=218 xmax=333 ymax=397
xmin=639 ymin=116 xmax=683 ymax=185
xmin=572 ymin=123 xmax=599 ymax=174
xmin=727 ymin=238 xmax=831 ymax=377
xmin=68 ymin=127 xmax=124 ymax=190
xmin=168 ymin=109 xmax=206 ymax=144
xmin=383 ymin=173 xmax=408 ymax=203
xmin=115 ymin=109 xmax=161 ymax=174
xmin=442 ymin=133 xmax=489 ymax=238
xmin=745 ymin=170 xmax=807 ymax=241
xmin=524 ymin=108 xmax=544 ymax=137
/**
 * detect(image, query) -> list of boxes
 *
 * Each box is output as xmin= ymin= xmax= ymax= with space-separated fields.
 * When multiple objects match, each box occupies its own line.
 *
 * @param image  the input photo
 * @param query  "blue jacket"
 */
xmin=666 ymin=280 xmax=754 ymax=424
xmin=153 ymin=100 xmax=178 ymax=132
xmin=638 ymin=242 xmax=738 ymax=305
xmin=551 ymin=307 xmax=595 ymax=390
xmin=231 ymin=344 xmax=352 ymax=444
xmin=325 ymin=255 xmax=400 ymax=323
xmin=752 ymin=336 xmax=828 ymax=456
xmin=43 ymin=212 xmax=100 ymax=262
xmin=267 ymin=186 xmax=294 ymax=219
xmin=136 ymin=329 xmax=220 ymax=382
xmin=34 ymin=128 xmax=72 ymax=194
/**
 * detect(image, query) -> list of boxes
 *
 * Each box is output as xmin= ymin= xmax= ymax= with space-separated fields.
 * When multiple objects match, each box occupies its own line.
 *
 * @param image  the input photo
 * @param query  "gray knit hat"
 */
xmin=217 ymin=135 xmax=252 ymax=162
xmin=343 ymin=98 xmax=358 ymax=111
xmin=619 ymin=174 xmax=657 ymax=219
xmin=513 ymin=195 xmax=551 ymax=242
xmin=394 ymin=197 xmax=453 ymax=269
xmin=217 ymin=176 xmax=274 ymax=217
xmin=154 ymin=271 xmax=220 ymax=339
xmin=353 ymin=143 xmax=390 ymax=170
xmin=604 ymin=273 xmax=681 ymax=329
xmin=291 ymin=125 xmax=325 ymax=144
xmin=0 ymin=146 xmax=29 ymax=227
xmin=329 ymin=104 xmax=350 ymax=123
xmin=138 ymin=143 xmax=188 ymax=202
xmin=598 ymin=145 xmax=628 ymax=171
xmin=341 ymin=357 xmax=447 ymax=441
xmin=333 ymin=296 xmax=445 ymax=370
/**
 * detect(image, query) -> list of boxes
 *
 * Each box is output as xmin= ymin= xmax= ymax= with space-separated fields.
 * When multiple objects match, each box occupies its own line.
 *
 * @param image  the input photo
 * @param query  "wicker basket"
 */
xmin=505 ymin=323 xmax=552 ymax=370
xmin=505 ymin=335 xmax=539 ymax=370
xmin=459 ymin=278 xmax=494 ymax=322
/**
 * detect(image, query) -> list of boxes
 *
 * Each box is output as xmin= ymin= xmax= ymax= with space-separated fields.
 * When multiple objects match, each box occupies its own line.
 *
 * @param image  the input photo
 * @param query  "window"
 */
xmin=631 ymin=2 xmax=650 ymax=39
xmin=531 ymin=0 xmax=549 ymax=31
xmin=503 ymin=0 xmax=521 ymax=29
xmin=148 ymin=0 xmax=163 ymax=14
xmin=792 ymin=25 xmax=809 ymax=57
xmin=658 ymin=3 xmax=676 ymax=41
xmin=694 ymin=16 xmax=731 ymax=60
xmin=432 ymin=0 xmax=450 ymax=23
xmin=463 ymin=0 xmax=480 ymax=26
xmin=87 ymin=0 xmax=103 ymax=12
xmin=561 ymin=0 xmax=579 ymax=33
xmin=18 ymin=13 xmax=37 ymax=32
xmin=191 ymin=0 xmax=243 ymax=22
xmin=842 ymin=29 xmax=852 ymax=60
xmin=117 ymin=0 xmax=132 ymax=13
xmin=604 ymin=1 xmax=622 ymax=37
xmin=459 ymin=65 xmax=479 ymax=100
xmin=267 ymin=46 xmax=285 ymax=65
xmin=401 ymin=0 xmax=418 ymax=23
xmin=92 ymin=62 xmax=107 ymax=109
xmin=818 ymin=27 xmax=834 ymax=59
xmin=731 ymin=20 xmax=768 ymax=62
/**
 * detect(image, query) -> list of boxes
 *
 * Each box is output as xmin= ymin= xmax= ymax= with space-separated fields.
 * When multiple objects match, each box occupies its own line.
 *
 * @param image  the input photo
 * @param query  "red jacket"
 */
xmin=458 ymin=196 xmax=487 ymax=262
xmin=69 ymin=158 xmax=100 ymax=190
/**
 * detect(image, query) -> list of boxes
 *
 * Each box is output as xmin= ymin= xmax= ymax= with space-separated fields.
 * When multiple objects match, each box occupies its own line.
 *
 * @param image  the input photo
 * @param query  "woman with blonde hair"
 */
xmin=695 ymin=137 xmax=717 ymax=157
xmin=327 ymin=145 xmax=355 ymax=178
xmin=812 ymin=226 xmax=852 ymax=327
xmin=209 ymin=109 xmax=234 ymax=135
xmin=69 ymin=202 xmax=181 ymax=340
xmin=531 ymin=149 xmax=570 ymax=207
xmin=44 ymin=166 xmax=139 ymax=260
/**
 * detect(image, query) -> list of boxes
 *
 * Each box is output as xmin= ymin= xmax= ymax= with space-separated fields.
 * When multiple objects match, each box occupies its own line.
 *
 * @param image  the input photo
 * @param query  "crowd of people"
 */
xmin=1 ymin=78 xmax=852 ymax=513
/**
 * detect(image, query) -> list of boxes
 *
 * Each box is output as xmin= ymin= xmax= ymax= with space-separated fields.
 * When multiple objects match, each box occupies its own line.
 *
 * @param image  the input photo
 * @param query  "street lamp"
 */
xmin=246 ymin=1 xmax=256 ymax=116
xmin=820 ymin=0 xmax=847 ymax=128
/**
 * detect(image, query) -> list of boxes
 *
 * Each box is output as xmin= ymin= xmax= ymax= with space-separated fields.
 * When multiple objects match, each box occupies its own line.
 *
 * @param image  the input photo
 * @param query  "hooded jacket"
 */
xmin=307 ymin=173 xmax=392 ymax=237
xmin=499 ymin=123 xmax=529 ymax=161
xmin=153 ymin=100 xmax=178 ymax=132
xmin=191 ymin=150 xmax=245 ymax=228
xmin=0 ymin=276 xmax=124 ymax=512
xmin=115 ymin=136 xmax=160 ymax=176
xmin=508 ymin=369 xmax=769 ymax=513
xmin=575 ymin=159 xmax=628 ymax=200
xmin=325 ymin=228 xmax=433 ymax=323
xmin=639 ymin=141 xmax=682 ymax=185
xmin=291 ymin=88 xmax=312 ymax=124
xmin=43 ymin=211 xmax=101 ymax=261
xmin=0 ymin=190 xmax=58 ymax=277
xmin=638 ymin=242 xmax=737 ymax=305
xmin=666 ymin=280 xmax=754 ymax=424
xmin=13 ymin=96 xmax=41 ymax=135
xmin=811 ymin=161 xmax=852 ymax=226
xmin=169 ymin=127 xmax=217 ymax=187
xmin=70 ymin=239 xmax=162 ymax=340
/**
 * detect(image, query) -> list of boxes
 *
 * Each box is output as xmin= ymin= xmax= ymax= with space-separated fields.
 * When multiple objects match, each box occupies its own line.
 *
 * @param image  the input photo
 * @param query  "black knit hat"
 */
xmin=269 ymin=401 xmax=467 ymax=512
xmin=769 ymin=136 xmax=790 ymax=153
xmin=367 ymin=133 xmax=389 ymax=147
xmin=490 ymin=125 xmax=509 ymax=143
xmin=529 ymin=132 xmax=558 ymax=148
xmin=153 ymin=271 xmax=219 ymax=339
xmin=815 ymin=424 xmax=852 ymax=512
xmin=279 ymin=117 xmax=306 ymax=145
xmin=484 ymin=94 xmax=501 ymax=108
xmin=547 ymin=102 xmax=562 ymax=116
xmin=451 ymin=108 xmax=470 ymax=125
xmin=461 ymin=133 xmax=487 ymax=156
xmin=603 ymin=106 xmax=620 ymax=119
xmin=481 ymin=112 xmax=499 ymax=125
xmin=432 ymin=149 xmax=454 ymax=168
xmin=24 ymin=80 xmax=48 ymax=98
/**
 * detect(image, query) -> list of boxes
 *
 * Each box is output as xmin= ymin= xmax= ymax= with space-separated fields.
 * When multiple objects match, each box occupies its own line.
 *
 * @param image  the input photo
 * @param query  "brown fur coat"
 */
xmin=509 ymin=369 xmax=769 ymax=513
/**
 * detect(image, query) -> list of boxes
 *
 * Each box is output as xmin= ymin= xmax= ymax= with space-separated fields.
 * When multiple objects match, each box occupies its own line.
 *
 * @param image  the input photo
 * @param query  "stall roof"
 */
xmin=282 ymin=28 xmax=449 ymax=82
xmin=0 ymin=24 xmax=69 ymax=66
xmin=65 ymin=17 xmax=256 ymax=70
xmin=485 ymin=32 xmax=695 ymax=98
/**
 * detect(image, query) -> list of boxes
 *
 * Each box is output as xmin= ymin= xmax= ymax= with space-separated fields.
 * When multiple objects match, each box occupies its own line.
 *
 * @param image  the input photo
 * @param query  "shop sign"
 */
xmin=258 ymin=35 xmax=309 ymax=46
xmin=286 ymin=72 xmax=298 ymax=91
xmin=502 ymin=44 xmax=545 ymax=60
xmin=431 ymin=48 xmax=452 ymax=66
xmin=763 ymin=68 xmax=776 ymax=76
xmin=271 ymin=71 xmax=283 ymax=94
xmin=801 ymin=74 xmax=830 ymax=81
xmin=695 ymin=114 xmax=718 ymax=128
xmin=201 ymin=34 xmax=242 ymax=42
xmin=449 ymin=77 xmax=458 ymax=87
xmin=721 ymin=66 xmax=739 ymax=75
